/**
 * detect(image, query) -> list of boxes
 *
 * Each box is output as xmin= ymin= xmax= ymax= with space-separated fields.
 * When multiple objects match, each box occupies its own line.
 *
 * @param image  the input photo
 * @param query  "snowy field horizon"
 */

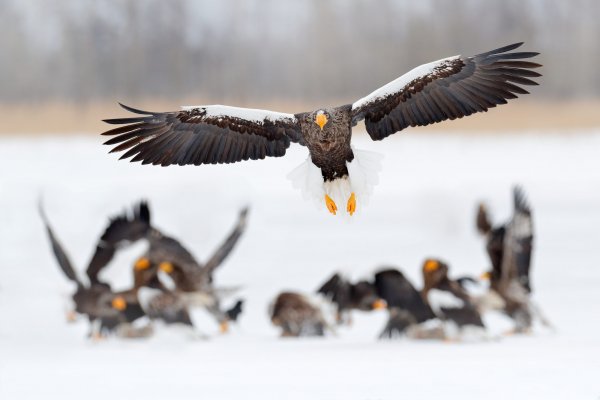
xmin=1 ymin=130 xmax=598 ymax=399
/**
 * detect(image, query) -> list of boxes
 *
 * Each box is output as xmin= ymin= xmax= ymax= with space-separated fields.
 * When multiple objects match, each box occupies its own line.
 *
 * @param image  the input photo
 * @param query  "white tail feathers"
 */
xmin=287 ymin=147 xmax=383 ymax=214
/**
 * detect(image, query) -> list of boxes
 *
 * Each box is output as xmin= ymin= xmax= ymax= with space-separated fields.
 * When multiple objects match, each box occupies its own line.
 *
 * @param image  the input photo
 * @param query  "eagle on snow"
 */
xmin=102 ymin=43 xmax=541 ymax=216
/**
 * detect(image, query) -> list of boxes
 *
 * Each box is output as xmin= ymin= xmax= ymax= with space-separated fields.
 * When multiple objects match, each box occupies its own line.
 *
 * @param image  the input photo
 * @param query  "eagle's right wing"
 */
xmin=39 ymin=202 xmax=83 ymax=287
xmin=86 ymin=201 xmax=152 ymax=286
xmin=500 ymin=186 xmax=534 ymax=293
xmin=374 ymin=268 xmax=436 ymax=322
xmin=102 ymin=103 xmax=302 ymax=166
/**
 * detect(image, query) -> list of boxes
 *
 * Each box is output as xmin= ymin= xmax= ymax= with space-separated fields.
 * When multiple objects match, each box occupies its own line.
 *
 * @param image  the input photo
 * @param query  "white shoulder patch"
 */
xmin=352 ymin=55 xmax=460 ymax=110
xmin=428 ymin=288 xmax=464 ymax=314
xmin=180 ymin=104 xmax=296 ymax=124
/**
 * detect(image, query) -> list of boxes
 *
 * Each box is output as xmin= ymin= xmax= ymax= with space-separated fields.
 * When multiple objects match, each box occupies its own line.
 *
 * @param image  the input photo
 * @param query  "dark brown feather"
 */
xmin=102 ymin=104 xmax=302 ymax=166
xmin=352 ymin=43 xmax=541 ymax=140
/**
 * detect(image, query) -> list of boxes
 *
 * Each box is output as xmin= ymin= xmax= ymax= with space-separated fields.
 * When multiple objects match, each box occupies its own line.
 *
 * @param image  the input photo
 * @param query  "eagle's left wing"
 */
xmin=351 ymin=43 xmax=541 ymax=140
xmin=102 ymin=103 xmax=302 ymax=165
xmin=202 ymin=207 xmax=249 ymax=279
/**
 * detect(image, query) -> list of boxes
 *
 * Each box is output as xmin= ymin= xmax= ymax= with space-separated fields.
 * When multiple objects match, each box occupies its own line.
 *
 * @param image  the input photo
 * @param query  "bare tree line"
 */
xmin=1 ymin=0 xmax=599 ymax=106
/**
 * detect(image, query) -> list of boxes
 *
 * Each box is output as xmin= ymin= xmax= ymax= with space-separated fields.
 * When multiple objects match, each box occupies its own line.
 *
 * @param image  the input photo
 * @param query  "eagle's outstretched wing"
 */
xmin=39 ymin=202 xmax=84 ymax=288
xmin=202 ymin=207 xmax=249 ymax=279
xmin=351 ymin=42 xmax=541 ymax=140
xmin=86 ymin=201 xmax=152 ymax=286
xmin=374 ymin=268 xmax=435 ymax=323
xmin=102 ymin=103 xmax=302 ymax=165
xmin=317 ymin=273 xmax=352 ymax=306
xmin=501 ymin=186 xmax=534 ymax=293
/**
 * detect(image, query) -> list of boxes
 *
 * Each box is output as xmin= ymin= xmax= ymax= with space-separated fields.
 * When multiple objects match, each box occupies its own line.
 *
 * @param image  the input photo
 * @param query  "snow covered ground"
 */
xmin=0 ymin=130 xmax=599 ymax=399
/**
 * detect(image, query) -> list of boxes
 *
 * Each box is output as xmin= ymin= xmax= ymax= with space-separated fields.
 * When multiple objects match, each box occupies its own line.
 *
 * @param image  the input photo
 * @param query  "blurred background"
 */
xmin=2 ymin=0 xmax=600 ymax=133
xmin=1 ymin=1 xmax=599 ymax=400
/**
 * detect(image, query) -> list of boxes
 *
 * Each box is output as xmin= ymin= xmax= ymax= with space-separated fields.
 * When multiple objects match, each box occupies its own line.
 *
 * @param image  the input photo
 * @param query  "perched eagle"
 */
xmin=270 ymin=292 xmax=330 ymax=337
xmin=421 ymin=259 xmax=486 ymax=340
xmin=317 ymin=272 xmax=386 ymax=325
xmin=317 ymin=269 xmax=435 ymax=339
xmin=103 ymin=43 xmax=540 ymax=215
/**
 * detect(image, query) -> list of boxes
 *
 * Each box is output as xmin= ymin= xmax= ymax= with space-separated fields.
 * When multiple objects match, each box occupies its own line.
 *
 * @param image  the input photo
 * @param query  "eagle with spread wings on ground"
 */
xmin=102 ymin=43 xmax=540 ymax=216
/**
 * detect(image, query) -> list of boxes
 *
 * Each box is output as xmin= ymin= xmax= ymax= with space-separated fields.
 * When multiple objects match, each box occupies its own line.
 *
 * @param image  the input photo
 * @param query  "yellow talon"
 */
xmin=219 ymin=321 xmax=229 ymax=334
xmin=66 ymin=310 xmax=78 ymax=323
xmin=347 ymin=192 xmax=356 ymax=216
xmin=325 ymin=194 xmax=337 ymax=215
xmin=111 ymin=296 xmax=127 ymax=311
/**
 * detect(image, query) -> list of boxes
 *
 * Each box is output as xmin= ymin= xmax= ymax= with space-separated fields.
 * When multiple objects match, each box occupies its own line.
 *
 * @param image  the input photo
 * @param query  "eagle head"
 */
xmin=422 ymin=259 xmax=449 ymax=287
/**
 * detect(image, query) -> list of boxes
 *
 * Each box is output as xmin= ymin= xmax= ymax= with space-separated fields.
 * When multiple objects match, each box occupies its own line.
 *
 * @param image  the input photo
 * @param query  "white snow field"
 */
xmin=0 ymin=130 xmax=599 ymax=400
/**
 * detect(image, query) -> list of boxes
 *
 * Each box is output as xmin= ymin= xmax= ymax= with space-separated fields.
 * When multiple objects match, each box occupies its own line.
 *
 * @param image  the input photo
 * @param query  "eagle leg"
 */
xmin=219 ymin=321 xmax=229 ymax=334
xmin=325 ymin=195 xmax=337 ymax=215
xmin=347 ymin=193 xmax=356 ymax=216
xmin=66 ymin=310 xmax=78 ymax=323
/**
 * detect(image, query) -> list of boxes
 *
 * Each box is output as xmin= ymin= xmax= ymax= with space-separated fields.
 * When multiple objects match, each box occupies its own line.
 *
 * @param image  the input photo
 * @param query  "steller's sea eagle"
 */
xmin=476 ymin=186 xmax=553 ymax=333
xmin=102 ymin=43 xmax=540 ymax=216
xmin=39 ymin=201 xmax=154 ymax=338
xmin=421 ymin=259 xmax=486 ymax=340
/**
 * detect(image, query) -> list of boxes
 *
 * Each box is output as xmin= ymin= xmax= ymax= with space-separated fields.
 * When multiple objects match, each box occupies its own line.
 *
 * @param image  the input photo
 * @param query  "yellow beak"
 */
xmin=134 ymin=257 xmax=150 ymax=271
xmin=112 ymin=296 xmax=127 ymax=311
xmin=372 ymin=299 xmax=387 ymax=310
xmin=315 ymin=113 xmax=328 ymax=130
xmin=480 ymin=271 xmax=492 ymax=280
xmin=424 ymin=259 xmax=439 ymax=272
xmin=159 ymin=261 xmax=174 ymax=274
xmin=219 ymin=321 xmax=229 ymax=334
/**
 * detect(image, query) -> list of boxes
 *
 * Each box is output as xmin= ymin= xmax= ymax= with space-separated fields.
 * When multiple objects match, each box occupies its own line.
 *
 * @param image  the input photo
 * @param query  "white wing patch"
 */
xmin=181 ymin=104 xmax=296 ymax=124
xmin=511 ymin=213 xmax=533 ymax=238
xmin=351 ymin=55 xmax=460 ymax=110
xmin=136 ymin=287 xmax=163 ymax=312
xmin=428 ymin=289 xmax=464 ymax=314
xmin=157 ymin=270 xmax=177 ymax=291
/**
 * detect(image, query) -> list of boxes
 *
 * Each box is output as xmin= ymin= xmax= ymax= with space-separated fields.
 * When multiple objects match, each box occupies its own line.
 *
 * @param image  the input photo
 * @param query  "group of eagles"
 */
xmin=41 ymin=201 xmax=247 ymax=339
xmin=42 ymin=187 xmax=547 ymax=340
xmin=274 ymin=186 xmax=549 ymax=339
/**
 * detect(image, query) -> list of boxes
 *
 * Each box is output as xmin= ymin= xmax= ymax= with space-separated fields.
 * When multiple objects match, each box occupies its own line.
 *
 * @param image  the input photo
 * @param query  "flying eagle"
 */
xmin=102 ymin=43 xmax=540 ymax=215
xmin=39 ymin=202 xmax=154 ymax=338
xmin=91 ymin=201 xmax=249 ymax=334
xmin=476 ymin=186 xmax=553 ymax=332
